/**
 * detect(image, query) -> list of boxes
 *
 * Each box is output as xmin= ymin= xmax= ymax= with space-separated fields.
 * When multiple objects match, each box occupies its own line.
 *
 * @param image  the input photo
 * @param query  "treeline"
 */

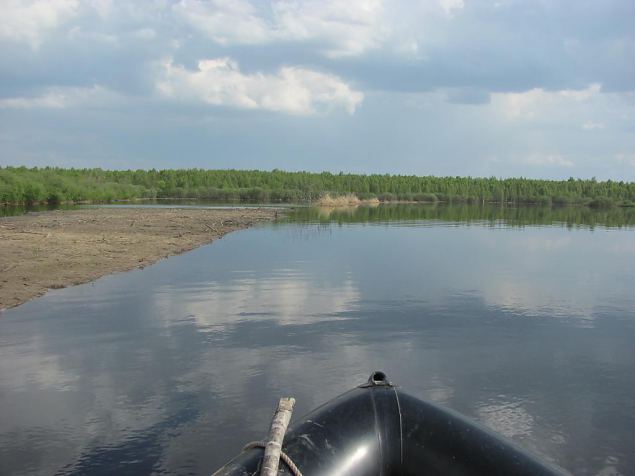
xmin=1 ymin=166 xmax=634 ymax=207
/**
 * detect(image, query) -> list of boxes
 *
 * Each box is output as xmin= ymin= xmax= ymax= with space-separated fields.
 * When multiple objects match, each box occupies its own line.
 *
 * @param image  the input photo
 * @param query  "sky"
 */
xmin=0 ymin=0 xmax=634 ymax=180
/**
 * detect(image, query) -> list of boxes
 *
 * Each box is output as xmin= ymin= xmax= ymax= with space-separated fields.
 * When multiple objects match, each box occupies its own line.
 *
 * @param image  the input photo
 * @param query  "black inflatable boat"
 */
xmin=213 ymin=371 xmax=568 ymax=476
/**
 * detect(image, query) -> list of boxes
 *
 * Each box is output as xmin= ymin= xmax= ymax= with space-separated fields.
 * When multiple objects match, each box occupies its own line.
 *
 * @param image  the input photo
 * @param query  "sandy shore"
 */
xmin=0 ymin=207 xmax=281 ymax=310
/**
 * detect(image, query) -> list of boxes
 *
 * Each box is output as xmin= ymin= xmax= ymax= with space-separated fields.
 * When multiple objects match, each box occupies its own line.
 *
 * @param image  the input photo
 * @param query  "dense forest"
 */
xmin=1 ymin=166 xmax=634 ymax=207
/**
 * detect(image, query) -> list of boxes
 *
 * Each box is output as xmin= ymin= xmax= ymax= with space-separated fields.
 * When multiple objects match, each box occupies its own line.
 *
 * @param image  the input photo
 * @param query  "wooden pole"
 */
xmin=261 ymin=397 xmax=295 ymax=476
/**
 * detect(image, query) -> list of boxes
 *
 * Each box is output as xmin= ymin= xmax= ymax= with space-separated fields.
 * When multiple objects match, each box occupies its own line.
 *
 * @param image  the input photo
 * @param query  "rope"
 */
xmin=243 ymin=441 xmax=303 ymax=476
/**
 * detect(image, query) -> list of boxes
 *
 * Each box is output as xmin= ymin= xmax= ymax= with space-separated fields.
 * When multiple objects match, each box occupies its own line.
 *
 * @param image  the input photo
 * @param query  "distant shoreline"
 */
xmin=2 ymin=167 xmax=634 ymax=208
xmin=0 ymin=207 xmax=282 ymax=310
xmin=3 ymin=196 xmax=635 ymax=209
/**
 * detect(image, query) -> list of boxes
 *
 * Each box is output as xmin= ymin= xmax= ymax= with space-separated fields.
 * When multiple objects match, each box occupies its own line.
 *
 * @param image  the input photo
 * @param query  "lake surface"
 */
xmin=1 ymin=204 xmax=634 ymax=475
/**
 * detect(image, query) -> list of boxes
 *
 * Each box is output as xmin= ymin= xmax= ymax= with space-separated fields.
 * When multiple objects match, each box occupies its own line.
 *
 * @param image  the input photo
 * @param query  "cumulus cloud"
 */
xmin=174 ymin=0 xmax=387 ymax=58
xmin=272 ymin=0 xmax=387 ymax=58
xmin=0 ymin=0 xmax=79 ymax=48
xmin=173 ymin=0 xmax=272 ymax=46
xmin=156 ymin=57 xmax=364 ymax=115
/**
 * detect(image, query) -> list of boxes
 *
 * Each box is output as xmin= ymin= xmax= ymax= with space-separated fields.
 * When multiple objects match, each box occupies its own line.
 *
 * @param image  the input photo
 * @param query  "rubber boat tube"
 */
xmin=213 ymin=371 xmax=568 ymax=476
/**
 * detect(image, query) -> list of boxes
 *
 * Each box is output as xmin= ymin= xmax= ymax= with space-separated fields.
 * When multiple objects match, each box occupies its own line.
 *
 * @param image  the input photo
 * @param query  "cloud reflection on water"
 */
xmin=152 ymin=271 xmax=361 ymax=330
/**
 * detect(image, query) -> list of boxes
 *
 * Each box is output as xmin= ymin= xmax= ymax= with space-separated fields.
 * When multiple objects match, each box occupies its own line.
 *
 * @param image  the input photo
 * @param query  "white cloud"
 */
xmin=90 ymin=0 xmax=114 ymax=18
xmin=0 ymin=85 xmax=117 ymax=109
xmin=272 ymin=0 xmax=387 ymax=58
xmin=521 ymin=154 xmax=574 ymax=167
xmin=558 ymin=84 xmax=602 ymax=101
xmin=157 ymin=57 xmax=364 ymax=115
xmin=581 ymin=121 xmax=605 ymax=131
xmin=484 ymin=153 xmax=575 ymax=170
xmin=132 ymin=28 xmax=157 ymax=40
xmin=0 ymin=92 xmax=67 ymax=109
xmin=0 ymin=0 xmax=79 ymax=48
xmin=67 ymin=25 xmax=118 ymax=44
xmin=438 ymin=0 xmax=464 ymax=16
xmin=616 ymin=153 xmax=635 ymax=167
xmin=493 ymin=83 xmax=602 ymax=120
xmin=174 ymin=0 xmax=387 ymax=58
xmin=173 ymin=0 xmax=272 ymax=45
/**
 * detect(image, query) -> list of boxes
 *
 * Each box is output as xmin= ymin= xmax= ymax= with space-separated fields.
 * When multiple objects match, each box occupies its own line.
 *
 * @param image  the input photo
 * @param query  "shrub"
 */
xmin=588 ymin=197 xmax=615 ymax=209
xmin=413 ymin=193 xmax=438 ymax=202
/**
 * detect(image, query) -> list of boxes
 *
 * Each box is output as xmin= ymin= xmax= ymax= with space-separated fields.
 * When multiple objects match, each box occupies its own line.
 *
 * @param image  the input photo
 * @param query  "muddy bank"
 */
xmin=0 ymin=207 xmax=281 ymax=310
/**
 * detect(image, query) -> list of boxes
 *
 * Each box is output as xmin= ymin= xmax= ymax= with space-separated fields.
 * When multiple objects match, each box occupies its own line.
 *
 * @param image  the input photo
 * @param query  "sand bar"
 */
xmin=0 ymin=207 xmax=281 ymax=310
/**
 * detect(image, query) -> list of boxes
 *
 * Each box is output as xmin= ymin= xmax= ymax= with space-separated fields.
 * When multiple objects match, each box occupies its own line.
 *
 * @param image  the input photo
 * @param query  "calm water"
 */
xmin=1 ymin=205 xmax=634 ymax=475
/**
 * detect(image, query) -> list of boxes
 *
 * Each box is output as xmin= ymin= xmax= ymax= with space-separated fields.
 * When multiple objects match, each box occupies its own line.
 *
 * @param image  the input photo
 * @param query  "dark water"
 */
xmin=0 ymin=204 xmax=78 ymax=217
xmin=1 ymin=205 xmax=634 ymax=475
xmin=0 ymin=201 xmax=287 ymax=217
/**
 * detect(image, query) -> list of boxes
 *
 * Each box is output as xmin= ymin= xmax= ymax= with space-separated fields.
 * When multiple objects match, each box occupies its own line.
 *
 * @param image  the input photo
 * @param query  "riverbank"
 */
xmin=0 ymin=207 xmax=282 ymax=310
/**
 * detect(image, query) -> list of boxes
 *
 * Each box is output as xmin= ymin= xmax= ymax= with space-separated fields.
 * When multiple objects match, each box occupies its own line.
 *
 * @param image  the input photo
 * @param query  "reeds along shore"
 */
xmin=316 ymin=193 xmax=380 ymax=207
xmin=1 ymin=166 xmax=634 ymax=207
